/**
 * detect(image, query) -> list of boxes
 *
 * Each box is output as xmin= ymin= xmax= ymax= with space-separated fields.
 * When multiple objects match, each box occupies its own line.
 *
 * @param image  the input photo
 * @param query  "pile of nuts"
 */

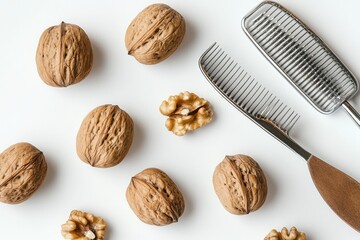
xmin=0 ymin=2 xmax=309 ymax=240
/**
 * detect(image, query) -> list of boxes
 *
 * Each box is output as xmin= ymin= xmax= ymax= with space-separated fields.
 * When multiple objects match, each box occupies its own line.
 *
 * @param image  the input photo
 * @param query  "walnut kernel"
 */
xmin=265 ymin=227 xmax=307 ymax=240
xmin=125 ymin=3 xmax=186 ymax=64
xmin=126 ymin=168 xmax=185 ymax=226
xmin=61 ymin=210 xmax=106 ymax=240
xmin=213 ymin=154 xmax=267 ymax=214
xmin=0 ymin=142 xmax=47 ymax=204
xmin=36 ymin=22 xmax=93 ymax=87
xmin=159 ymin=91 xmax=213 ymax=136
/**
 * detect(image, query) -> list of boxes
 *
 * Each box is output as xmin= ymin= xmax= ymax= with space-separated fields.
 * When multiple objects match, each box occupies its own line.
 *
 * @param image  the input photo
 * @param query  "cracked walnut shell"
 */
xmin=159 ymin=91 xmax=213 ymax=136
xmin=0 ymin=142 xmax=47 ymax=204
xmin=61 ymin=210 xmax=106 ymax=240
xmin=76 ymin=104 xmax=134 ymax=168
xmin=265 ymin=227 xmax=307 ymax=240
xmin=126 ymin=168 xmax=185 ymax=226
xmin=125 ymin=3 xmax=186 ymax=64
xmin=36 ymin=22 xmax=93 ymax=87
xmin=213 ymin=154 xmax=267 ymax=214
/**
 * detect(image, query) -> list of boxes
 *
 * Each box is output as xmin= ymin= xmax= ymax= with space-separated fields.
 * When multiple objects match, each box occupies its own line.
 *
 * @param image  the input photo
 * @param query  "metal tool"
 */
xmin=199 ymin=42 xmax=360 ymax=232
xmin=242 ymin=1 xmax=360 ymax=126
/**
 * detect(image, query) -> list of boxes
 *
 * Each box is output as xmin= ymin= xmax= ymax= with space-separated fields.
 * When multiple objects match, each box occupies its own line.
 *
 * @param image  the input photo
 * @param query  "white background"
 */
xmin=1 ymin=0 xmax=360 ymax=239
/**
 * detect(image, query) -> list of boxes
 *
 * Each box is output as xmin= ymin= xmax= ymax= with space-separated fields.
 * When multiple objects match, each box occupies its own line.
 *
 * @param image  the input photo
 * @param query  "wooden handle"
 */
xmin=308 ymin=155 xmax=360 ymax=232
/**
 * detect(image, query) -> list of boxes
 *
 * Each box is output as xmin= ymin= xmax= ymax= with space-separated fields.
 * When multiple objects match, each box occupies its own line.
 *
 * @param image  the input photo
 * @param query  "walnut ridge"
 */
xmin=264 ymin=227 xmax=307 ymax=240
xmin=126 ymin=168 xmax=185 ymax=226
xmin=36 ymin=22 xmax=93 ymax=87
xmin=125 ymin=3 xmax=186 ymax=64
xmin=159 ymin=91 xmax=213 ymax=136
xmin=213 ymin=154 xmax=267 ymax=214
xmin=61 ymin=210 xmax=106 ymax=240
xmin=76 ymin=104 xmax=134 ymax=168
xmin=0 ymin=142 xmax=47 ymax=204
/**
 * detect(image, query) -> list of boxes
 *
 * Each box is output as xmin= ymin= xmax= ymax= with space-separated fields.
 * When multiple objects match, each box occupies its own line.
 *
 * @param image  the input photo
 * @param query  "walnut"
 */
xmin=125 ymin=3 xmax=186 ymax=64
xmin=159 ymin=91 xmax=213 ymax=136
xmin=36 ymin=21 xmax=93 ymax=87
xmin=61 ymin=210 xmax=106 ymax=240
xmin=0 ymin=142 xmax=47 ymax=204
xmin=76 ymin=104 xmax=134 ymax=168
xmin=126 ymin=168 xmax=185 ymax=226
xmin=265 ymin=227 xmax=307 ymax=240
xmin=212 ymin=154 xmax=267 ymax=214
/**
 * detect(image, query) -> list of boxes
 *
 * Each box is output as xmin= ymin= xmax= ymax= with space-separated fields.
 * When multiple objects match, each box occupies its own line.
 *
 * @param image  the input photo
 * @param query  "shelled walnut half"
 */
xmin=265 ymin=227 xmax=307 ymax=240
xmin=159 ymin=91 xmax=213 ymax=136
xmin=61 ymin=210 xmax=106 ymax=240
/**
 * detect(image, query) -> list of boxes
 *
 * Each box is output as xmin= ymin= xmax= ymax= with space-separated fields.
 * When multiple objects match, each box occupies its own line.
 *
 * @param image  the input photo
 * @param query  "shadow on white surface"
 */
xmin=90 ymin=38 xmax=107 ymax=81
xmin=261 ymin=166 xmax=278 ymax=212
xmin=123 ymin=116 xmax=146 ymax=166
xmin=32 ymin=152 xmax=57 ymax=202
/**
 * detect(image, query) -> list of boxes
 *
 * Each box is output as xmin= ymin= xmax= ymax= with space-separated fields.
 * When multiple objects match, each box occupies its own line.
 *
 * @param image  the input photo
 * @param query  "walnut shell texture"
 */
xmin=126 ymin=168 xmax=185 ymax=226
xmin=36 ymin=21 xmax=93 ymax=87
xmin=76 ymin=104 xmax=134 ymax=168
xmin=125 ymin=3 xmax=186 ymax=64
xmin=213 ymin=154 xmax=267 ymax=214
xmin=0 ymin=142 xmax=47 ymax=204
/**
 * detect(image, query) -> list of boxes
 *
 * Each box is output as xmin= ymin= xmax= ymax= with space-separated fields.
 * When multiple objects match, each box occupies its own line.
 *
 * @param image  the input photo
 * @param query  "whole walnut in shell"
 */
xmin=76 ymin=104 xmax=134 ymax=168
xmin=125 ymin=3 xmax=186 ymax=64
xmin=0 ymin=142 xmax=47 ymax=204
xmin=36 ymin=21 xmax=93 ymax=87
xmin=213 ymin=154 xmax=267 ymax=214
xmin=126 ymin=168 xmax=185 ymax=226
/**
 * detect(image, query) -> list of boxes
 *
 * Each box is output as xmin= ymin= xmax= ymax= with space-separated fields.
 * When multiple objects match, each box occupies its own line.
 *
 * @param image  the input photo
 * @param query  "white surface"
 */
xmin=0 ymin=0 xmax=360 ymax=239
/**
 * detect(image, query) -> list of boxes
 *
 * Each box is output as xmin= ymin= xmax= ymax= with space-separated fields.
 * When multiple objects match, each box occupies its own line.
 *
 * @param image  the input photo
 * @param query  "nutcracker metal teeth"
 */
xmin=242 ymin=1 xmax=360 ymax=127
xmin=199 ymin=42 xmax=360 ymax=232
